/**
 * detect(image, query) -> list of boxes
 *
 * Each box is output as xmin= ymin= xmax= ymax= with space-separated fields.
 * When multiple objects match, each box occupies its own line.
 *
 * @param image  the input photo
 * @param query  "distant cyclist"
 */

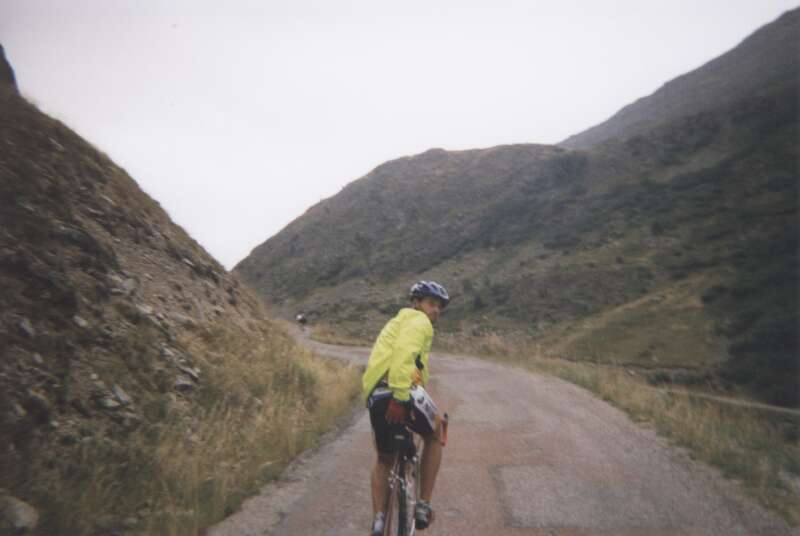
xmin=363 ymin=281 xmax=449 ymax=535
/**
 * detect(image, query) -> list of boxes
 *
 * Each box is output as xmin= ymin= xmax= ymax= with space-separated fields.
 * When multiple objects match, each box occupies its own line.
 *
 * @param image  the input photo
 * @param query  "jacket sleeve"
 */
xmin=387 ymin=317 xmax=431 ymax=402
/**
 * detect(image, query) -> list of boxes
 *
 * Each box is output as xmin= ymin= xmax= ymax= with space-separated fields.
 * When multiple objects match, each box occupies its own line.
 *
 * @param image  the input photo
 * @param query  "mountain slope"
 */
xmin=235 ymin=10 xmax=799 ymax=407
xmin=560 ymin=8 xmax=799 ymax=149
xmin=0 ymin=53 xmax=359 ymax=534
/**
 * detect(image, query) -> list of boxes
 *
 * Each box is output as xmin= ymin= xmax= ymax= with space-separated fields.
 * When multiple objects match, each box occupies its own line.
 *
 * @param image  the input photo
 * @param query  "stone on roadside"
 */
xmin=121 ymin=278 xmax=137 ymax=294
xmin=11 ymin=402 xmax=26 ymax=419
xmin=17 ymin=318 xmax=35 ymax=338
xmin=169 ymin=312 xmax=196 ymax=328
xmin=0 ymin=495 xmax=39 ymax=531
xmin=73 ymin=315 xmax=90 ymax=329
xmin=97 ymin=396 xmax=121 ymax=410
xmin=112 ymin=384 xmax=132 ymax=406
xmin=174 ymin=375 xmax=194 ymax=391
xmin=108 ymin=273 xmax=137 ymax=295
xmin=178 ymin=365 xmax=200 ymax=382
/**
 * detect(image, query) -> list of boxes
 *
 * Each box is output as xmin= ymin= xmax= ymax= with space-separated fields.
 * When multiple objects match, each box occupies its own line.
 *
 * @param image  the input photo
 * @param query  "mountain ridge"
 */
xmin=560 ymin=8 xmax=799 ymax=149
xmin=235 ymin=10 xmax=799 ymax=407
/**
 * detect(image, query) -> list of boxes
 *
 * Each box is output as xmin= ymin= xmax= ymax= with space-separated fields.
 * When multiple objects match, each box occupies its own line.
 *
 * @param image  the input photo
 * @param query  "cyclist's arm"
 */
xmin=387 ymin=317 xmax=431 ymax=402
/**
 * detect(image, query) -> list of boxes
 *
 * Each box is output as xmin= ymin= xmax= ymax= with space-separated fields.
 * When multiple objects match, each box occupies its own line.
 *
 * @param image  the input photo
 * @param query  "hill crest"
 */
xmin=560 ymin=8 xmax=799 ymax=149
xmin=235 ymin=11 xmax=799 ymax=407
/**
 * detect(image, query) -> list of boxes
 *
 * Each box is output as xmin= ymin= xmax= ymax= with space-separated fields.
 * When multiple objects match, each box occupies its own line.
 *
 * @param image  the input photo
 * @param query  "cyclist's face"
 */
xmin=416 ymin=297 xmax=444 ymax=323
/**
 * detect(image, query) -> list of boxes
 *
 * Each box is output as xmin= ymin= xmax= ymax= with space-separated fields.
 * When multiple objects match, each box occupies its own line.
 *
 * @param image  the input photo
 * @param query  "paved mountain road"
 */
xmin=208 ymin=338 xmax=796 ymax=536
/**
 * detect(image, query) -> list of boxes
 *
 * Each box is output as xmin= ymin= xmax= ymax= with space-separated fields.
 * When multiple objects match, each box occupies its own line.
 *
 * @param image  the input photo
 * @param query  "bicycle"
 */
xmin=382 ymin=412 xmax=448 ymax=536
xmin=383 ymin=427 xmax=421 ymax=536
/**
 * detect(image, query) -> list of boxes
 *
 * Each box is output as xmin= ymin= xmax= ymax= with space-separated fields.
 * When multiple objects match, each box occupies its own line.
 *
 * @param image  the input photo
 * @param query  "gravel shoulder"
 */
xmin=208 ymin=337 xmax=797 ymax=536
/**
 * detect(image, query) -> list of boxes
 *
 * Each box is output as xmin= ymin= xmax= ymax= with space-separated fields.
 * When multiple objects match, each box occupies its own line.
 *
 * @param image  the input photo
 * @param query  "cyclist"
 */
xmin=363 ymin=281 xmax=449 ymax=535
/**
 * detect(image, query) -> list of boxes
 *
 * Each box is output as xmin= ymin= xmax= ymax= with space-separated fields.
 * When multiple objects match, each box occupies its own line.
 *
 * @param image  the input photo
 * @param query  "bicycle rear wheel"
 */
xmin=383 ymin=455 xmax=402 ymax=536
xmin=397 ymin=458 xmax=409 ymax=535
xmin=385 ymin=457 xmax=415 ymax=536
xmin=385 ymin=433 xmax=420 ymax=536
xmin=402 ymin=454 xmax=420 ymax=536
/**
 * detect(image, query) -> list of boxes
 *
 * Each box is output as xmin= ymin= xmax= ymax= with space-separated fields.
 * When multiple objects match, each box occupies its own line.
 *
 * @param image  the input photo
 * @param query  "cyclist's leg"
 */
xmin=368 ymin=392 xmax=400 ymax=518
xmin=419 ymin=418 xmax=443 ymax=501
xmin=407 ymin=397 xmax=443 ymax=503
xmin=371 ymin=450 xmax=394 ymax=516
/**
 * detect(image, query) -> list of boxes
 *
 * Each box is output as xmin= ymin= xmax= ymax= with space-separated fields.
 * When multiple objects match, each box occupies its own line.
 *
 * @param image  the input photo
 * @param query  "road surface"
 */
xmin=208 ymin=336 xmax=796 ymax=536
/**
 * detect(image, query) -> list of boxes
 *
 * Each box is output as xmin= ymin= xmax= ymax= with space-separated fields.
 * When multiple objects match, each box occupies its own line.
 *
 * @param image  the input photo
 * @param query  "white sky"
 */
xmin=2 ymin=1 xmax=797 ymax=268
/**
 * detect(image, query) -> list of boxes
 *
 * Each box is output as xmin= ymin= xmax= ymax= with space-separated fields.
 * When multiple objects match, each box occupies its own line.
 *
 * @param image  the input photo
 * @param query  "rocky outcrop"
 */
xmin=0 ymin=48 xmax=275 ymax=533
xmin=0 ymin=44 xmax=19 ymax=94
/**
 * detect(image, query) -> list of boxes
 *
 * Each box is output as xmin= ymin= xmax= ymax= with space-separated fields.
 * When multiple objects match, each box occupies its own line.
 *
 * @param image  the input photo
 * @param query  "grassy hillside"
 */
xmin=235 ymin=10 xmax=798 ymax=408
xmin=0 ymin=69 xmax=360 ymax=534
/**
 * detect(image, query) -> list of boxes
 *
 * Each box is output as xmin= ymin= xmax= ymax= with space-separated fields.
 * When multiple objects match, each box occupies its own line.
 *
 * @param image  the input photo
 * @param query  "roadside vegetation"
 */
xmin=436 ymin=331 xmax=800 ymax=525
xmin=34 ymin=320 xmax=360 ymax=535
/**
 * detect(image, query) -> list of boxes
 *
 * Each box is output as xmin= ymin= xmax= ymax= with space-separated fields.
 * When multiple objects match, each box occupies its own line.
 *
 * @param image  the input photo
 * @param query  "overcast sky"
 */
xmin=2 ymin=1 xmax=797 ymax=268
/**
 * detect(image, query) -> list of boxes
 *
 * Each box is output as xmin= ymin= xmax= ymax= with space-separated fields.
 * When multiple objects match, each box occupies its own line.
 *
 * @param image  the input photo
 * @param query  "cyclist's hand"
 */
xmin=385 ymin=398 xmax=409 ymax=424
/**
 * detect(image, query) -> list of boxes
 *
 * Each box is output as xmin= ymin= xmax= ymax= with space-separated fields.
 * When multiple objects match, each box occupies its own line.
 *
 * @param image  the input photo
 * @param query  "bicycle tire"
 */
xmin=397 ymin=457 xmax=408 ymax=535
xmin=404 ymin=453 xmax=420 ymax=536
xmin=384 ymin=453 xmax=401 ymax=536
xmin=385 ymin=433 xmax=422 ymax=536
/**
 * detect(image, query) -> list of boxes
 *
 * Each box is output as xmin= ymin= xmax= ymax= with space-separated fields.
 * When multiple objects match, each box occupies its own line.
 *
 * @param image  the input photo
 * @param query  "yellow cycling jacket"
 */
xmin=361 ymin=308 xmax=433 ymax=403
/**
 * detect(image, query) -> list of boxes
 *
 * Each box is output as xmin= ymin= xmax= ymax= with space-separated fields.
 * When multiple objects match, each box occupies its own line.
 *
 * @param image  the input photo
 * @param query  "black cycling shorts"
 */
xmin=367 ymin=385 xmax=435 ymax=453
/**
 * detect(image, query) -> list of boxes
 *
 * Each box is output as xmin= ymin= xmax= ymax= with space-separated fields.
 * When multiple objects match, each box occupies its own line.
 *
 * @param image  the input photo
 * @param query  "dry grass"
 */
xmin=438 ymin=331 xmax=800 ymax=525
xmin=148 ymin=321 xmax=361 ymax=534
xmin=38 ymin=319 xmax=361 ymax=535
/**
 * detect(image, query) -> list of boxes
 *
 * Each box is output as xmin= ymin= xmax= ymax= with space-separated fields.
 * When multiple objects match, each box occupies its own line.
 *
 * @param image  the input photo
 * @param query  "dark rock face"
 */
xmin=0 ymin=44 xmax=19 ymax=94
